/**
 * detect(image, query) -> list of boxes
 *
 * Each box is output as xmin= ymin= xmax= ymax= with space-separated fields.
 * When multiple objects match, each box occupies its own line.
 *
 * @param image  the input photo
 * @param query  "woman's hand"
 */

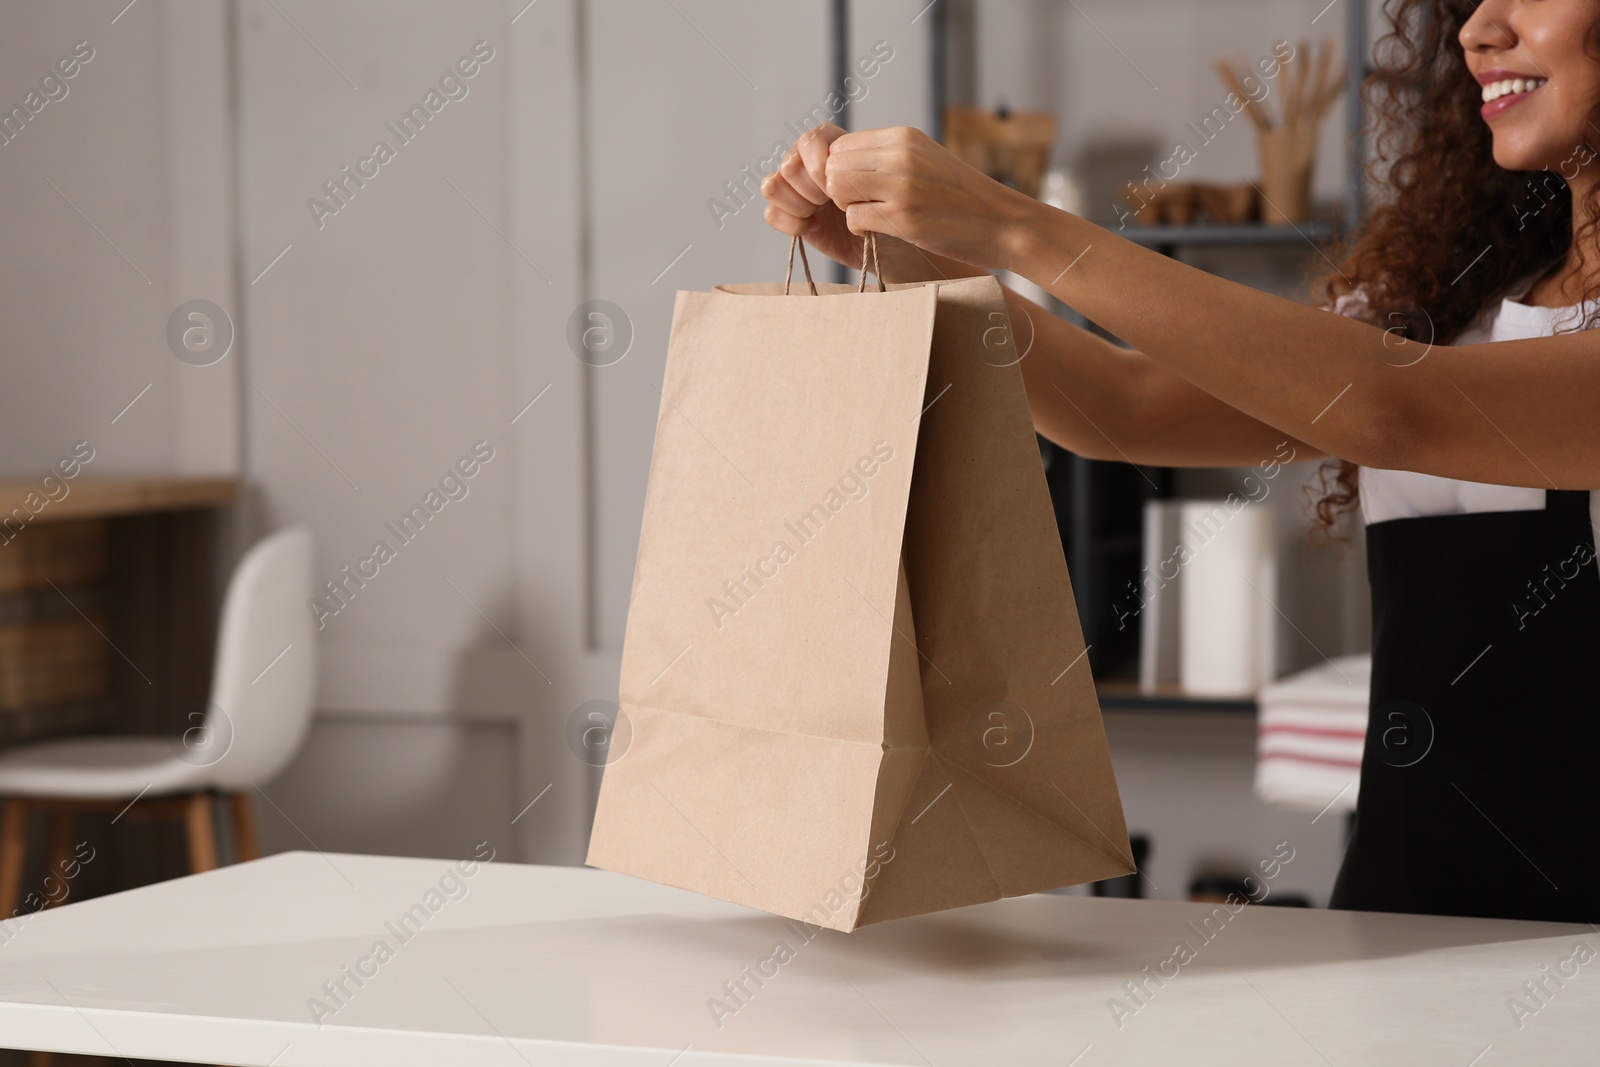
xmin=761 ymin=124 xmax=990 ymax=283
xmin=823 ymin=125 xmax=1043 ymax=271
xmin=761 ymin=124 xmax=862 ymax=264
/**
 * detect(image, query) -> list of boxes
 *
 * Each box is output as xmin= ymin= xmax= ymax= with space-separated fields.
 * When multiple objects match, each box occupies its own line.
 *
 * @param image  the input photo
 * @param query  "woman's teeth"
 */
xmin=1482 ymin=76 xmax=1547 ymax=102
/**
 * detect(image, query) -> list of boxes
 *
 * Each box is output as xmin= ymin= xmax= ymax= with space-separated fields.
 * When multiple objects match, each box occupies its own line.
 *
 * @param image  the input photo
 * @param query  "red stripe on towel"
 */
xmin=1260 ymin=724 xmax=1367 ymax=740
xmin=1257 ymin=752 xmax=1364 ymax=770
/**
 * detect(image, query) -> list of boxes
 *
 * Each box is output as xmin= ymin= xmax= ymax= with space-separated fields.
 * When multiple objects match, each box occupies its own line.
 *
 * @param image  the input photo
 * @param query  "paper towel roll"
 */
xmin=1178 ymin=499 xmax=1277 ymax=697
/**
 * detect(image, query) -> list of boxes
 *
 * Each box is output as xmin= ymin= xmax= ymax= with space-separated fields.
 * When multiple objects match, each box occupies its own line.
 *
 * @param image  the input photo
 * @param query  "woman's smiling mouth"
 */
xmin=1479 ymin=70 xmax=1549 ymax=119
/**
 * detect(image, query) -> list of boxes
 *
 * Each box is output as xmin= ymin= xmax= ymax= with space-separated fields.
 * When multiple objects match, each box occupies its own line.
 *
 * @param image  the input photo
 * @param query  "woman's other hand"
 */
xmin=760 ymin=124 xmax=862 ymax=265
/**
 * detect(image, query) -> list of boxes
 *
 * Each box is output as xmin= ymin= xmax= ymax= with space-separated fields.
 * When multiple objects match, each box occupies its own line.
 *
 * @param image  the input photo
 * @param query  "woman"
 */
xmin=760 ymin=0 xmax=1600 ymax=925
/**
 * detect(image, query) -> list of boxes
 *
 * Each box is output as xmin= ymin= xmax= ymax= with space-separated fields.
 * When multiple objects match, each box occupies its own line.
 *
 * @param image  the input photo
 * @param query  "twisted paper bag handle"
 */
xmin=784 ymin=232 xmax=886 ymax=295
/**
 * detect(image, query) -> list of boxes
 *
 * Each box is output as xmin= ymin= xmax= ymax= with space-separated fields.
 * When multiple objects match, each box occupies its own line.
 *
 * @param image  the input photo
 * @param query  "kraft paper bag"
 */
xmin=586 ymin=236 xmax=1134 ymax=931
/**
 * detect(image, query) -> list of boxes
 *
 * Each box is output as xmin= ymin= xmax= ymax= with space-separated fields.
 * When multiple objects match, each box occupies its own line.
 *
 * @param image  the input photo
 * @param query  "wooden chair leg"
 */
xmin=185 ymin=793 xmax=219 ymax=874
xmin=0 ymin=799 xmax=30 ymax=918
xmin=228 ymin=792 xmax=260 ymax=862
xmin=42 ymin=805 xmax=71 ymax=910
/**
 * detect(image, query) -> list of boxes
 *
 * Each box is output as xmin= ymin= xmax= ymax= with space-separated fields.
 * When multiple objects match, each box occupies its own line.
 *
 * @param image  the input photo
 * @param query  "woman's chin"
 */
xmin=1490 ymin=141 xmax=1550 ymax=174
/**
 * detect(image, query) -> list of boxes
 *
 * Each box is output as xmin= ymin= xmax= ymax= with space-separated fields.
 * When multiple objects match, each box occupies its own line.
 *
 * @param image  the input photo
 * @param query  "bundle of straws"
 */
xmin=1213 ymin=38 xmax=1347 ymax=135
xmin=1214 ymin=39 xmax=1347 ymax=222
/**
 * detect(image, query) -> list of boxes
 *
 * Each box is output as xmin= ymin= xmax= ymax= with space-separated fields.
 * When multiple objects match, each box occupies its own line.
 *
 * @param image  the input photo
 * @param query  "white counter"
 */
xmin=0 ymin=851 xmax=1593 ymax=1064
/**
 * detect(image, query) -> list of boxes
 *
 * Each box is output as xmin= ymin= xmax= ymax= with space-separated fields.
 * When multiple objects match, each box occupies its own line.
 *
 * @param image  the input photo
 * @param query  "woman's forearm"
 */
xmin=813 ymin=126 xmax=1600 ymax=488
xmin=1003 ymin=285 xmax=1147 ymax=460
xmin=869 ymin=217 xmax=1327 ymax=468
xmin=1004 ymin=207 xmax=1394 ymax=467
xmin=1004 ymin=285 xmax=1325 ymax=467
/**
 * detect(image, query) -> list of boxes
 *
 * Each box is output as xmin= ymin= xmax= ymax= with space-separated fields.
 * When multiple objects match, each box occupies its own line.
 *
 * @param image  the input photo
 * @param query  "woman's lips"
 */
xmin=1481 ymin=77 xmax=1547 ymax=120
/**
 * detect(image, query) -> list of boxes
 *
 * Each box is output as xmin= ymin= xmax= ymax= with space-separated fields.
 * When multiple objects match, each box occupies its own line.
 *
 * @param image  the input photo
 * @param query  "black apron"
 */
xmin=1330 ymin=488 xmax=1600 ymax=923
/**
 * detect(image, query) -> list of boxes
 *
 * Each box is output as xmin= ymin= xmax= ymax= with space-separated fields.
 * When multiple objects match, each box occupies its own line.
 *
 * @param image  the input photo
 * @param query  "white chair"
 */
xmin=0 ymin=526 xmax=316 ymax=913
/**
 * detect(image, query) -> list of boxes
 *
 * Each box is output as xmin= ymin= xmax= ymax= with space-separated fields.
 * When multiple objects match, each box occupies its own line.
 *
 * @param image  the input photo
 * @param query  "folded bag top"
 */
xmin=586 ymin=233 xmax=1133 ymax=932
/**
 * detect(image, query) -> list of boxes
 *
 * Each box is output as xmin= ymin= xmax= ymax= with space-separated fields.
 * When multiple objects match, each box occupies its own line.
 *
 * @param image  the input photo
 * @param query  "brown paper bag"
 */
xmin=586 ymin=237 xmax=1134 ymax=931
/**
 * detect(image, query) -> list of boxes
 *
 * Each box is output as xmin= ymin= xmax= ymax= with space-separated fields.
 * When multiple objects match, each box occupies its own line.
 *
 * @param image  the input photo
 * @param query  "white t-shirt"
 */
xmin=1328 ymin=284 xmax=1600 ymax=529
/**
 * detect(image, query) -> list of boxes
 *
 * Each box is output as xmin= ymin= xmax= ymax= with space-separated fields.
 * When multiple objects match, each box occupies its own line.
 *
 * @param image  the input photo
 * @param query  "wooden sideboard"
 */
xmin=0 ymin=477 xmax=240 ymax=910
xmin=0 ymin=477 xmax=238 ymax=747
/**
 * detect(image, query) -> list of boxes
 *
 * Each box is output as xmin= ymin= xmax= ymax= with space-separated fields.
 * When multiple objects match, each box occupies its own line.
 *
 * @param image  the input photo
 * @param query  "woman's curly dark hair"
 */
xmin=1309 ymin=0 xmax=1600 ymax=539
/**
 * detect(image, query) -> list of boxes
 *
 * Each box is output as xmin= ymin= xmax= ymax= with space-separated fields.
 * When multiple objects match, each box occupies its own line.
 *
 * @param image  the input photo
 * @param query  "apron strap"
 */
xmin=1545 ymin=488 xmax=1591 ymax=517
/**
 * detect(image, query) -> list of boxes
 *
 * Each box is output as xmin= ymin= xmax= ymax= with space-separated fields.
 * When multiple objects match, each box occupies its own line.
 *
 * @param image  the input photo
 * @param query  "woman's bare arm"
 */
xmin=1009 ymin=211 xmax=1593 ymax=487
xmin=864 ymin=237 xmax=1327 ymax=467
xmin=1001 ymin=285 xmax=1327 ymax=467
xmin=820 ymin=125 xmax=1600 ymax=489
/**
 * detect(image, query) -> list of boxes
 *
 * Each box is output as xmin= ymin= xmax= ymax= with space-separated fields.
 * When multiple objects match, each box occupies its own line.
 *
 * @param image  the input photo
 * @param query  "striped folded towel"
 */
xmin=1254 ymin=654 xmax=1370 ymax=814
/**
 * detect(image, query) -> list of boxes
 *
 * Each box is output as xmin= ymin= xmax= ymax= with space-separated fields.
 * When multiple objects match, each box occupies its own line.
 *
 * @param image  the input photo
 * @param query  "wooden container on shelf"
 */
xmin=0 ymin=615 xmax=110 ymax=711
xmin=943 ymin=106 xmax=1057 ymax=199
xmin=1121 ymin=182 xmax=1204 ymax=225
xmin=1213 ymin=38 xmax=1346 ymax=227
xmin=1197 ymin=181 xmax=1260 ymax=223
xmin=0 ymin=519 xmax=108 ymax=596
xmin=1257 ymin=126 xmax=1317 ymax=223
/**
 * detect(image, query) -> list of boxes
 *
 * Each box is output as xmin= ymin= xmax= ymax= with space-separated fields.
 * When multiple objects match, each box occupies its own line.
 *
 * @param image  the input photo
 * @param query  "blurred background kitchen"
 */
xmin=0 ymin=0 xmax=1382 ymax=938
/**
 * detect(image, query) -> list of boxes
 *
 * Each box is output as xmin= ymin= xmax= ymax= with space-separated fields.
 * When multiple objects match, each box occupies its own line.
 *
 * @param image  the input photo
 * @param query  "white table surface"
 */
xmin=0 ymin=851 xmax=1595 ymax=1065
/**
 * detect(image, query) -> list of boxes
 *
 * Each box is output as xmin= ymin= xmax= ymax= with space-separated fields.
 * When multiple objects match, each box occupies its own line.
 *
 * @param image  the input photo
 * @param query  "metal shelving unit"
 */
xmin=824 ymin=2 xmax=1369 ymax=711
xmin=1119 ymin=219 xmax=1342 ymax=250
xmin=919 ymin=1 xmax=1371 ymax=712
xmin=1097 ymin=680 xmax=1258 ymax=713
